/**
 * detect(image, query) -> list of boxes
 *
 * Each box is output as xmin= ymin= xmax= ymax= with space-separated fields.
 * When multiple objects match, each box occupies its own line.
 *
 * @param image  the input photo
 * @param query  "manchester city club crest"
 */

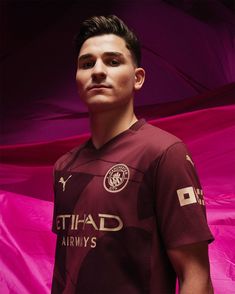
xmin=103 ymin=164 xmax=130 ymax=193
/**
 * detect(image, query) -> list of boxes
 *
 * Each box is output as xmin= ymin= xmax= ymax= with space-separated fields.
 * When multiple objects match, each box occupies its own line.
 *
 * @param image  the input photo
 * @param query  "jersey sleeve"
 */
xmin=154 ymin=142 xmax=214 ymax=249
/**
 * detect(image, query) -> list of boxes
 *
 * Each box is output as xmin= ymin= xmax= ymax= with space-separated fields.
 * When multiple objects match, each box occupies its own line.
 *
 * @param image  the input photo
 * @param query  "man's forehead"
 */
xmin=79 ymin=34 xmax=130 ymax=57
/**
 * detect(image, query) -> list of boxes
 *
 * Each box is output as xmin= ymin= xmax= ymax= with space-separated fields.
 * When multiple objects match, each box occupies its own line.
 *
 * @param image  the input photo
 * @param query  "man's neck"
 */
xmin=89 ymin=102 xmax=137 ymax=149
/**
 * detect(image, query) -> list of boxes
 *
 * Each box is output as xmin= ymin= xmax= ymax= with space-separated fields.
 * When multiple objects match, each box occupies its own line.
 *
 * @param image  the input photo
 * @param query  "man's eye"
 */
xmin=109 ymin=59 xmax=120 ymax=66
xmin=81 ymin=61 xmax=94 ymax=69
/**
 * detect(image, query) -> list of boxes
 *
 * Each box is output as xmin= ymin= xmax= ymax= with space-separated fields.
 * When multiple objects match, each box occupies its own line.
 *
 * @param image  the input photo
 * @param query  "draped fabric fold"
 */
xmin=1 ymin=99 xmax=235 ymax=293
xmin=1 ymin=2 xmax=235 ymax=292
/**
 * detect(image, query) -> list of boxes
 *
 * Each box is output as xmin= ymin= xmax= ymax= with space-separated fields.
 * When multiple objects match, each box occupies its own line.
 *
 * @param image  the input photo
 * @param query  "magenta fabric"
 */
xmin=1 ymin=102 xmax=235 ymax=293
xmin=2 ymin=1 xmax=235 ymax=145
xmin=1 ymin=1 xmax=235 ymax=293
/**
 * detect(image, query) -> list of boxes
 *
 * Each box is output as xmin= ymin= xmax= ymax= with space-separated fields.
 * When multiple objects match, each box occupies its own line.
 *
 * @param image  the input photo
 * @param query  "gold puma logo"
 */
xmin=186 ymin=154 xmax=194 ymax=166
xmin=59 ymin=175 xmax=72 ymax=192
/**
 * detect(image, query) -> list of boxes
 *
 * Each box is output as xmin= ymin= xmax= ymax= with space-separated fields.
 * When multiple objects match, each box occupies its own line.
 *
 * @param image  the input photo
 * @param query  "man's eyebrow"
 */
xmin=78 ymin=54 xmax=93 ymax=62
xmin=78 ymin=52 xmax=124 ymax=62
xmin=102 ymin=52 xmax=124 ymax=58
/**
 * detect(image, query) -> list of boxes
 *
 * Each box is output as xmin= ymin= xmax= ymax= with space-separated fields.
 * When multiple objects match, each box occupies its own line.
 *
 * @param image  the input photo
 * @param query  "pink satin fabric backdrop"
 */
xmin=1 ymin=103 xmax=235 ymax=293
xmin=1 ymin=1 xmax=235 ymax=293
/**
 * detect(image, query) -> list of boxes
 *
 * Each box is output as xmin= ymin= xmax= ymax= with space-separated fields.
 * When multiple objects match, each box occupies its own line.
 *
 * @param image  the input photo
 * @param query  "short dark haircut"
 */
xmin=74 ymin=15 xmax=141 ymax=67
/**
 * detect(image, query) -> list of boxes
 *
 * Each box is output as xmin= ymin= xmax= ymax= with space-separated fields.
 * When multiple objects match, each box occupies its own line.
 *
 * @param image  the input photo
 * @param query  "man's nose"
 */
xmin=91 ymin=60 xmax=106 ymax=81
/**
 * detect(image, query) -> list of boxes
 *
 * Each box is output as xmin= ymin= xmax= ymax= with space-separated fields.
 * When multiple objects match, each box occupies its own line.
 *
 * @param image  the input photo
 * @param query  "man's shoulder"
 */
xmin=53 ymin=142 xmax=87 ymax=171
xmin=138 ymin=121 xmax=182 ymax=151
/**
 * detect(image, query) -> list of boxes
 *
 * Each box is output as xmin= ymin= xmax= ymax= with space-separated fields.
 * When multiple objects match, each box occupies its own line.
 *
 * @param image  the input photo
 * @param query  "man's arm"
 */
xmin=167 ymin=241 xmax=213 ymax=294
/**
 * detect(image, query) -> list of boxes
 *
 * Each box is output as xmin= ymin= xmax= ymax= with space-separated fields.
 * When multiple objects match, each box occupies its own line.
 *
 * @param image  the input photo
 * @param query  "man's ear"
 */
xmin=134 ymin=67 xmax=145 ymax=91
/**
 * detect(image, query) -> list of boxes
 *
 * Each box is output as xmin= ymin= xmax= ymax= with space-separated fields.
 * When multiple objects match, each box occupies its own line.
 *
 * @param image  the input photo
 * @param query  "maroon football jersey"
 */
xmin=51 ymin=119 xmax=213 ymax=294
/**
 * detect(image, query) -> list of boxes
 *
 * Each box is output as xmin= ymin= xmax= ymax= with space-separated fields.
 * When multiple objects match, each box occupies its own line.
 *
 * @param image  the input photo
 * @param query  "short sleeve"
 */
xmin=154 ymin=142 xmax=214 ymax=249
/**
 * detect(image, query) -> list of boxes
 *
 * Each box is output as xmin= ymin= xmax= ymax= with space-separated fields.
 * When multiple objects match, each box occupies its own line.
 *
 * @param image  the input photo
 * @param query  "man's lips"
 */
xmin=87 ymin=84 xmax=112 ymax=91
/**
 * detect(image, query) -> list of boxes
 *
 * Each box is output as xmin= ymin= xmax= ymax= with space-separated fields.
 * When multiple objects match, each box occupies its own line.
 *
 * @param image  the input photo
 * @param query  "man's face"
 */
xmin=76 ymin=34 xmax=143 ymax=113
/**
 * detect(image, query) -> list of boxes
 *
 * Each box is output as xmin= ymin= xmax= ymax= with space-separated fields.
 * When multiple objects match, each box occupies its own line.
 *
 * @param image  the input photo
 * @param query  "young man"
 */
xmin=51 ymin=15 xmax=214 ymax=293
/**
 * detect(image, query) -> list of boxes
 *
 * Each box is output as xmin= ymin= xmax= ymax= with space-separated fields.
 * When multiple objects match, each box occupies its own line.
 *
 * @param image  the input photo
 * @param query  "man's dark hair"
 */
xmin=74 ymin=15 xmax=141 ymax=67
